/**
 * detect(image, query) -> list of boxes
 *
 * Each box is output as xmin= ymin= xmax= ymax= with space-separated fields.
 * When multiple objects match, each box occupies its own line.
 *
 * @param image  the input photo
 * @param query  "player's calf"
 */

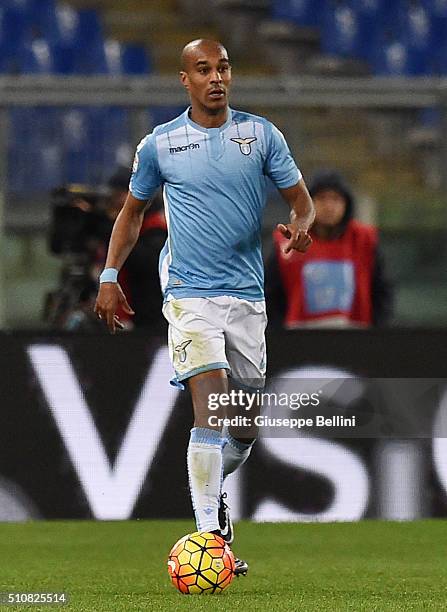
xmin=187 ymin=427 xmax=222 ymax=532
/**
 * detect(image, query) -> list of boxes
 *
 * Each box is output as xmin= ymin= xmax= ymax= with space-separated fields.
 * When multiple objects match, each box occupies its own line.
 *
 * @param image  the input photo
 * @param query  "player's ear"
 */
xmin=179 ymin=71 xmax=189 ymax=90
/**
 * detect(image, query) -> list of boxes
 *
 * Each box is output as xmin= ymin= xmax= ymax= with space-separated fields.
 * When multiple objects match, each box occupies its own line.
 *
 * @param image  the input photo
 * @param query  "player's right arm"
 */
xmin=95 ymin=132 xmax=162 ymax=333
xmin=94 ymin=193 xmax=148 ymax=333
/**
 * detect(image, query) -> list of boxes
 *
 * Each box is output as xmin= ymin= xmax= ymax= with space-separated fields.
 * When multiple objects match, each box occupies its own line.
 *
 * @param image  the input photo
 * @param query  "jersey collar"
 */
xmin=185 ymin=106 xmax=233 ymax=133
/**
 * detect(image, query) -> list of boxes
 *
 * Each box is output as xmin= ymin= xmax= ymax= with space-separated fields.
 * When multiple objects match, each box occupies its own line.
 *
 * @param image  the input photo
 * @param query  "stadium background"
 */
xmin=1 ymin=0 xmax=447 ymax=524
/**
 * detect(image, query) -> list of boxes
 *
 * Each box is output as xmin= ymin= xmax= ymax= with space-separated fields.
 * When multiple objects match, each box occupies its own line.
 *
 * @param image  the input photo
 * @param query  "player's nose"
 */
xmin=210 ymin=69 xmax=222 ymax=83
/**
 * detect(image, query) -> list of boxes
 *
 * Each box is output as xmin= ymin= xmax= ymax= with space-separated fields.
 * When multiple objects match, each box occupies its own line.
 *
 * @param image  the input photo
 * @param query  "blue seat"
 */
xmin=9 ymin=108 xmax=63 ymax=192
xmin=61 ymin=108 xmax=91 ymax=184
xmin=66 ymin=9 xmax=105 ymax=74
xmin=369 ymin=2 xmax=434 ymax=75
xmin=3 ymin=0 xmax=33 ymax=18
xmin=422 ymin=0 xmax=447 ymax=19
xmin=9 ymin=106 xmax=132 ymax=192
xmin=348 ymin=0 xmax=387 ymax=61
xmin=77 ymin=9 xmax=103 ymax=46
xmin=271 ymin=0 xmax=325 ymax=27
xmin=372 ymin=39 xmax=412 ymax=75
xmin=3 ymin=0 xmax=31 ymax=8
xmin=36 ymin=4 xmax=88 ymax=74
xmin=422 ymin=0 xmax=447 ymax=48
xmin=27 ymin=0 xmax=58 ymax=38
xmin=51 ymin=42 xmax=77 ymax=74
xmin=87 ymin=107 xmax=132 ymax=182
xmin=74 ymin=39 xmax=151 ymax=76
xmin=321 ymin=1 xmax=361 ymax=58
xmin=433 ymin=39 xmax=447 ymax=73
xmin=353 ymin=1 xmax=404 ymax=67
xmin=8 ymin=108 xmax=31 ymax=192
xmin=122 ymin=43 xmax=151 ymax=75
xmin=71 ymin=39 xmax=106 ymax=74
xmin=0 ymin=5 xmax=28 ymax=70
xmin=19 ymin=38 xmax=54 ymax=73
xmin=400 ymin=2 xmax=433 ymax=75
xmin=44 ymin=3 xmax=81 ymax=47
xmin=381 ymin=2 xmax=404 ymax=31
xmin=103 ymin=39 xmax=123 ymax=75
xmin=63 ymin=107 xmax=131 ymax=185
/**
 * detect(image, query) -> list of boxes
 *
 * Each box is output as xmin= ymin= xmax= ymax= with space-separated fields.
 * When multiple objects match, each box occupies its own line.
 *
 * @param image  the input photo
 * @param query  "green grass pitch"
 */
xmin=1 ymin=520 xmax=446 ymax=611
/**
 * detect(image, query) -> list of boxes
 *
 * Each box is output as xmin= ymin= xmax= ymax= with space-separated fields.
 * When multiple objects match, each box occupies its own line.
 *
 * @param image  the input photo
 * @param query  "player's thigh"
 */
xmin=163 ymin=297 xmax=229 ymax=382
xmin=225 ymin=299 xmax=267 ymax=388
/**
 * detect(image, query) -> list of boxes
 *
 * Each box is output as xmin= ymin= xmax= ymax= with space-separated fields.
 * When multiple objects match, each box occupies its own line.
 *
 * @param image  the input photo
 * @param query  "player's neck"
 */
xmin=188 ymin=105 xmax=229 ymax=129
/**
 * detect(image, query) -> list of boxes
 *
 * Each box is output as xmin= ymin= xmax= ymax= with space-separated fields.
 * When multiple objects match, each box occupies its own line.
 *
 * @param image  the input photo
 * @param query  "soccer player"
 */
xmin=94 ymin=39 xmax=315 ymax=575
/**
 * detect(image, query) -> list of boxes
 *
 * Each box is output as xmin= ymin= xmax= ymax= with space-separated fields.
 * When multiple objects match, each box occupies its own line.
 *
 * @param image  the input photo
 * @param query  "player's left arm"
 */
xmin=278 ymin=179 xmax=315 ymax=254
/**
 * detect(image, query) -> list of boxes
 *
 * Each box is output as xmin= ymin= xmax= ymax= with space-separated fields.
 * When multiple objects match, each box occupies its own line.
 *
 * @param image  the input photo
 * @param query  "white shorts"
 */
xmin=163 ymin=295 xmax=267 ymax=389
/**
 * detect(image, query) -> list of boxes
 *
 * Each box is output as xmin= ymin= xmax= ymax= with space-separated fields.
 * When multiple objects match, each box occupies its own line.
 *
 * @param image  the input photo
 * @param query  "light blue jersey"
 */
xmin=130 ymin=107 xmax=301 ymax=301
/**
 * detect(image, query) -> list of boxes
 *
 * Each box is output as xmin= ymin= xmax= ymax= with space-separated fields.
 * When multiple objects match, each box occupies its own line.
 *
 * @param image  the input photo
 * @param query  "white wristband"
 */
xmin=99 ymin=268 xmax=118 ymax=283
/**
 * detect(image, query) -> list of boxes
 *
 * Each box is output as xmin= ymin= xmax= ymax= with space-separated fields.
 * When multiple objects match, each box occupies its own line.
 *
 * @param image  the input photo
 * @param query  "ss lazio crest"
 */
xmin=230 ymin=137 xmax=257 ymax=155
xmin=174 ymin=339 xmax=192 ymax=363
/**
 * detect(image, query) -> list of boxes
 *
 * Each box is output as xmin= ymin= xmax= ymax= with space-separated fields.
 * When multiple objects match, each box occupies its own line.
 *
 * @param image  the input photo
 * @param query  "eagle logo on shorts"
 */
xmin=230 ymin=137 xmax=257 ymax=156
xmin=175 ymin=339 xmax=192 ymax=363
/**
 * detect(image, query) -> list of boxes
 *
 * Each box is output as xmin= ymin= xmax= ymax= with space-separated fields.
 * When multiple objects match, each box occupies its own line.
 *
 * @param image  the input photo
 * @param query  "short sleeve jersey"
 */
xmin=130 ymin=107 xmax=301 ymax=301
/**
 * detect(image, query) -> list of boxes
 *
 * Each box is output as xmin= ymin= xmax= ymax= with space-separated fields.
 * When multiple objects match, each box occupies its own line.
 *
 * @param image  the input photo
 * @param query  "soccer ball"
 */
xmin=167 ymin=531 xmax=235 ymax=594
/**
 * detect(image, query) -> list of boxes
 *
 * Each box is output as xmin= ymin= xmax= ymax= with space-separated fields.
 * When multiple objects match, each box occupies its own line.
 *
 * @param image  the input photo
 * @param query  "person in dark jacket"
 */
xmin=265 ymin=170 xmax=393 ymax=328
xmin=95 ymin=166 xmax=168 ymax=330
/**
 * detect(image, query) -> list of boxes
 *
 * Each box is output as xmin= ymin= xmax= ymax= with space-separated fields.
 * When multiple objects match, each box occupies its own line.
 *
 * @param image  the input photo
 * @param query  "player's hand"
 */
xmin=277 ymin=223 xmax=312 ymax=254
xmin=94 ymin=282 xmax=134 ymax=334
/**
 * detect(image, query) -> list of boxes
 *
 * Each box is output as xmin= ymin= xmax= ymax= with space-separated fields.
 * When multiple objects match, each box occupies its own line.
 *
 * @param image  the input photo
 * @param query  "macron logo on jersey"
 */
xmin=169 ymin=143 xmax=200 ymax=154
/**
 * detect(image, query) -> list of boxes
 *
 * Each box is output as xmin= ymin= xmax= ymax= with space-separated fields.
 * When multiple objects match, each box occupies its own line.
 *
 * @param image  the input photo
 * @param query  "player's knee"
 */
xmin=193 ymin=417 xmax=223 ymax=433
xmin=234 ymin=436 xmax=256 ymax=446
xmin=227 ymin=427 xmax=258 ymax=446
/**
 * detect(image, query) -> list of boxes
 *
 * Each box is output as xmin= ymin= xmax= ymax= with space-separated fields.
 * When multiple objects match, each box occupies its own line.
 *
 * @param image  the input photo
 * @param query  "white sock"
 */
xmin=222 ymin=427 xmax=254 ymax=480
xmin=187 ymin=427 xmax=222 ymax=532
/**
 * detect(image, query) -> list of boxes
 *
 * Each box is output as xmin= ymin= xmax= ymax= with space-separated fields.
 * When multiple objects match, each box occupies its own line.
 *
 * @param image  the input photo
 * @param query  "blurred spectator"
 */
xmin=95 ymin=166 xmax=168 ymax=331
xmin=265 ymin=170 xmax=393 ymax=328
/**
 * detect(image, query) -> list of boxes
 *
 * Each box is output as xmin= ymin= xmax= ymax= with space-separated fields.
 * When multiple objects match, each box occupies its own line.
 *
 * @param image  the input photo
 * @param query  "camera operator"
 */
xmin=46 ymin=168 xmax=168 ymax=331
xmin=45 ymin=183 xmax=110 ymax=330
